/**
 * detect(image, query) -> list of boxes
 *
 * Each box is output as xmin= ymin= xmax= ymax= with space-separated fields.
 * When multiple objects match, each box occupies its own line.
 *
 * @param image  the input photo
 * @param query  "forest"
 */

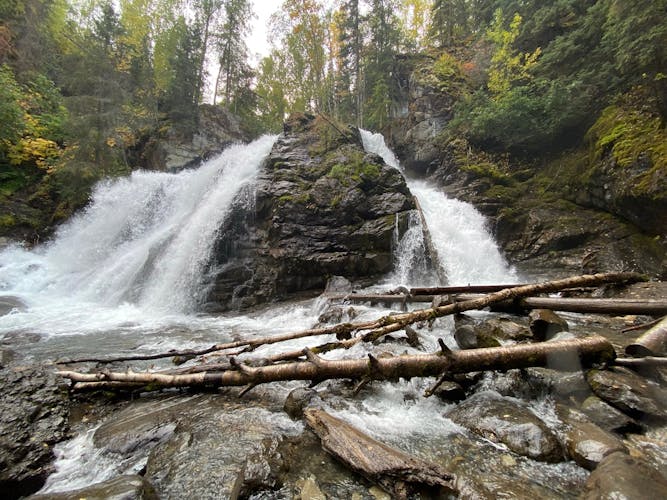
xmin=1 ymin=0 xmax=665 ymax=238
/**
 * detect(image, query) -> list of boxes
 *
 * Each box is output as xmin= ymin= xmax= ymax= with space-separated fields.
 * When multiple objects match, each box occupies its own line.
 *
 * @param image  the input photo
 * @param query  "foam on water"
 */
xmin=360 ymin=129 xmax=518 ymax=286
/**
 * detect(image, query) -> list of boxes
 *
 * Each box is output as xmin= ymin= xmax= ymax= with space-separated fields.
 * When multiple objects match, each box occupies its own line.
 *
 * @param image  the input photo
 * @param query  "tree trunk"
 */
xmin=59 ymin=335 xmax=615 ymax=392
xmin=59 ymin=272 xmax=645 ymax=365
xmin=304 ymin=409 xmax=457 ymax=499
xmin=625 ymin=315 xmax=667 ymax=357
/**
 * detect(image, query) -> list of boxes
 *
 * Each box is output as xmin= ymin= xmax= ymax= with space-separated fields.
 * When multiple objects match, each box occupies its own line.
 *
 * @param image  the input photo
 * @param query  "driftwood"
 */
xmin=326 ymin=293 xmax=667 ymax=316
xmin=410 ymin=283 xmax=524 ymax=295
xmin=304 ymin=408 xmax=457 ymax=498
xmin=614 ymin=356 xmax=667 ymax=368
xmin=58 ymin=272 xmax=643 ymax=366
xmin=58 ymin=335 xmax=615 ymax=393
xmin=625 ymin=316 xmax=667 ymax=357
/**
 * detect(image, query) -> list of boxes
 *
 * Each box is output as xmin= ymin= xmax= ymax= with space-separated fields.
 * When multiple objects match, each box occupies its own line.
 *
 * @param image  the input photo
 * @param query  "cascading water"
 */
xmin=0 ymin=135 xmax=276 ymax=340
xmin=360 ymin=129 xmax=518 ymax=286
xmin=2 ymin=131 xmax=591 ymax=499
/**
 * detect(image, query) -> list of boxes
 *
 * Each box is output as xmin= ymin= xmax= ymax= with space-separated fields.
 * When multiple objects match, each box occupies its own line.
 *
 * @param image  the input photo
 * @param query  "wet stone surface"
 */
xmin=446 ymin=390 xmax=564 ymax=463
xmin=0 ymin=363 xmax=70 ymax=499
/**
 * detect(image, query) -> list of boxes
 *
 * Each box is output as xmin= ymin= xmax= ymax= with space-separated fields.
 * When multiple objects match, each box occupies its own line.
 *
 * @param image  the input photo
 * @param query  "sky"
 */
xmin=246 ymin=1 xmax=275 ymax=62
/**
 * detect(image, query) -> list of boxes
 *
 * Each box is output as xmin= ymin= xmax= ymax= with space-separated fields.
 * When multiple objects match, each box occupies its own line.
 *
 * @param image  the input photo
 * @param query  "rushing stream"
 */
xmin=0 ymin=133 xmax=598 ymax=497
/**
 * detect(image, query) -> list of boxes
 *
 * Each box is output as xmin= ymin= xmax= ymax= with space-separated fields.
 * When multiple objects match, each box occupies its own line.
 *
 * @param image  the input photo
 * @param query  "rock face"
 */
xmin=205 ymin=113 xmax=415 ymax=310
xmin=138 ymin=104 xmax=248 ymax=171
xmin=385 ymin=58 xmax=666 ymax=279
xmin=0 ymin=364 xmax=70 ymax=499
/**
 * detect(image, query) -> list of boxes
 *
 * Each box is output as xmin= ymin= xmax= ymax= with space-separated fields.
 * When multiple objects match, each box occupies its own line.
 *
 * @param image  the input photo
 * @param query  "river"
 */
xmin=0 ymin=133 xmax=603 ymax=497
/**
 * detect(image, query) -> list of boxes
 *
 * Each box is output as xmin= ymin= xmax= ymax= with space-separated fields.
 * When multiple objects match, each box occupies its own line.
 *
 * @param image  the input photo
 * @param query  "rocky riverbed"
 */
xmin=2 ymin=280 xmax=666 ymax=499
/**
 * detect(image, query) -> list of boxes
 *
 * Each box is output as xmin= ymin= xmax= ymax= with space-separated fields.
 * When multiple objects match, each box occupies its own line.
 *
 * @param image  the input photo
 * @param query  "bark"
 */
xmin=410 ymin=284 xmax=525 ymax=295
xmin=615 ymin=356 xmax=667 ymax=368
xmin=625 ymin=316 xmax=667 ymax=357
xmin=59 ymin=272 xmax=643 ymax=366
xmin=304 ymin=409 xmax=457 ymax=499
xmin=58 ymin=335 xmax=615 ymax=392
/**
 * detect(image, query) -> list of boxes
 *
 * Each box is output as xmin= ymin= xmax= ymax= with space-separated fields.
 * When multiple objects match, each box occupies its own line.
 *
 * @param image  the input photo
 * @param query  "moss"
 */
xmin=586 ymin=95 xmax=667 ymax=199
xmin=0 ymin=214 xmax=16 ymax=227
xmin=460 ymin=162 xmax=513 ymax=186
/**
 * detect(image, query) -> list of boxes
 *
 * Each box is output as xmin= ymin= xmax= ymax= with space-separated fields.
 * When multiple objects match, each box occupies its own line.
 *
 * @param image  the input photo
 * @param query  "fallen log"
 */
xmin=614 ymin=356 xmax=667 ymax=368
xmin=410 ymin=284 xmax=524 ymax=295
xmin=304 ymin=408 xmax=457 ymax=499
xmin=453 ymin=295 xmax=667 ymax=316
xmin=59 ymin=272 xmax=644 ymax=366
xmin=59 ymin=335 xmax=615 ymax=392
xmin=625 ymin=316 xmax=667 ymax=357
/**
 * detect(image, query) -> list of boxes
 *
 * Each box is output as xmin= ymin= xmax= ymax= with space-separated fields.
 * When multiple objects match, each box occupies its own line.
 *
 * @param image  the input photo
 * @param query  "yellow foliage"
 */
xmin=8 ymin=136 xmax=61 ymax=169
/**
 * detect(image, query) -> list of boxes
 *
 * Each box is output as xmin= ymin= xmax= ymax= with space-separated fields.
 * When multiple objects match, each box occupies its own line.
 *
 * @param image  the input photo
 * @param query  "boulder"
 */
xmin=28 ymin=474 xmax=157 ymax=500
xmin=580 ymin=395 xmax=642 ymax=433
xmin=446 ymin=391 xmax=564 ymax=462
xmin=205 ymin=113 xmax=415 ymax=310
xmin=555 ymin=404 xmax=626 ymax=470
xmin=0 ymin=365 xmax=70 ymax=499
xmin=581 ymin=451 xmax=667 ymax=500
xmin=529 ymin=309 xmax=568 ymax=341
xmin=587 ymin=367 xmax=667 ymax=420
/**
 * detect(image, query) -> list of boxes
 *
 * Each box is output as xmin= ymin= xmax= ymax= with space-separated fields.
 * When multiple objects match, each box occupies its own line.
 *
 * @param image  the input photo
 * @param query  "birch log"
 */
xmin=59 ymin=335 xmax=615 ymax=392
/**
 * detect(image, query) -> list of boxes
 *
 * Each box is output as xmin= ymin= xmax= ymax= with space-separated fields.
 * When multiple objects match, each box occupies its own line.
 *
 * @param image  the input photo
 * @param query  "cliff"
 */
xmin=386 ymin=56 xmax=666 ymax=280
xmin=204 ymin=113 xmax=415 ymax=310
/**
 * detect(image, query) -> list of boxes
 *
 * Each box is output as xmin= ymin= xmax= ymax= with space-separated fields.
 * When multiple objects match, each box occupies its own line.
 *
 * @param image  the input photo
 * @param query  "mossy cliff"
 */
xmin=205 ymin=113 xmax=415 ymax=310
xmin=387 ymin=56 xmax=665 ymax=279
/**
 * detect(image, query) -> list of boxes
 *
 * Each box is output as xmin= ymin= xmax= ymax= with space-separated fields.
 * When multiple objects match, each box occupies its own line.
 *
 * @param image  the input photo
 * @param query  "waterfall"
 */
xmin=360 ymin=130 xmax=517 ymax=285
xmin=0 ymin=135 xmax=276 ymax=335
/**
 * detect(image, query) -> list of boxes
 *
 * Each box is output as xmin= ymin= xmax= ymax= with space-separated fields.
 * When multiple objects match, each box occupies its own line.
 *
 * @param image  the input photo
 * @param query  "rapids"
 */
xmin=0 ymin=132 xmax=595 ymax=498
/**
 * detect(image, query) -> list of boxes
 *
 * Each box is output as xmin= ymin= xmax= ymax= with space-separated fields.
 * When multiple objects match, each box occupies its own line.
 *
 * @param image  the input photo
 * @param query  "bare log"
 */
xmin=358 ymin=272 xmax=646 ymax=342
xmin=451 ymin=294 xmax=667 ymax=316
xmin=325 ymin=293 xmax=433 ymax=304
xmin=304 ymin=408 xmax=457 ymax=498
xmin=58 ymin=272 xmax=643 ymax=366
xmin=58 ymin=335 xmax=615 ymax=392
xmin=614 ymin=356 xmax=667 ymax=368
xmin=410 ymin=284 xmax=525 ymax=295
xmin=625 ymin=316 xmax=667 ymax=357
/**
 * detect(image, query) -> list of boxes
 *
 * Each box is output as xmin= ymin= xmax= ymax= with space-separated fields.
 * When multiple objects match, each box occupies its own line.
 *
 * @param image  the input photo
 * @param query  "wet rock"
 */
xmin=446 ymin=391 xmax=564 ymax=462
xmin=0 ymin=296 xmax=26 ymax=316
xmin=205 ymin=113 xmax=416 ymax=310
xmin=453 ymin=325 xmax=477 ymax=349
xmin=580 ymin=395 xmax=642 ymax=433
xmin=477 ymin=317 xmax=532 ymax=342
xmin=143 ymin=394 xmax=302 ymax=499
xmin=432 ymin=381 xmax=466 ymax=403
xmin=0 ymin=364 xmax=70 ymax=499
xmin=556 ymin=404 xmax=626 ymax=470
xmin=587 ymin=367 xmax=667 ymax=420
xmin=93 ymin=396 xmax=184 ymax=454
xmin=295 ymin=476 xmax=326 ymax=500
xmin=231 ymin=436 xmax=284 ymax=498
xmin=520 ymin=367 xmax=591 ymax=401
xmin=284 ymin=388 xmax=322 ymax=420
xmin=454 ymin=324 xmax=501 ymax=349
xmin=581 ymin=451 xmax=667 ymax=500
xmin=529 ymin=309 xmax=569 ymax=341
xmin=28 ymin=474 xmax=157 ymax=500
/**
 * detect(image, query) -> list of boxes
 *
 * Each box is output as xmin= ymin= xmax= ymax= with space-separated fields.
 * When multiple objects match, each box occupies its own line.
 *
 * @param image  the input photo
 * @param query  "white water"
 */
xmin=1 ymin=131 xmax=564 ymax=497
xmin=0 ymin=135 xmax=276 ymax=340
xmin=360 ymin=129 xmax=517 ymax=286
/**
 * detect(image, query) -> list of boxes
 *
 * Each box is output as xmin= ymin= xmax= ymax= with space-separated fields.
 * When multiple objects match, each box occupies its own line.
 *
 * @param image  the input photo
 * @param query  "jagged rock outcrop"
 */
xmin=0 ymin=363 xmax=70 ymax=499
xmin=138 ymin=104 xmax=249 ymax=172
xmin=204 ymin=113 xmax=415 ymax=311
xmin=386 ymin=58 xmax=666 ymax=279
